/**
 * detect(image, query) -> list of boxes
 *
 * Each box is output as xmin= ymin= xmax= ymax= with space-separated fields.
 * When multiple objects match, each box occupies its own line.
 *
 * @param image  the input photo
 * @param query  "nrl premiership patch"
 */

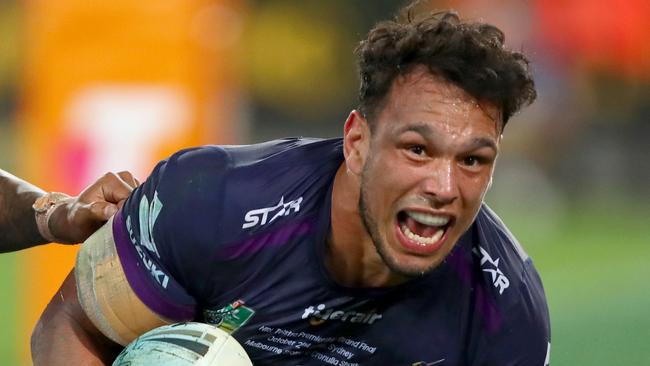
xmin=204 ymin=299 xmax=255 ymax=334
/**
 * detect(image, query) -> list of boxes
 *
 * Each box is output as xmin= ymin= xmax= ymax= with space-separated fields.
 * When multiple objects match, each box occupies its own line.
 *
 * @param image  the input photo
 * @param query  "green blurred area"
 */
xmin=495 ymin=202 xmax=650 ymax=365
xmin=0 ymin=252 xmax=19 ymax=365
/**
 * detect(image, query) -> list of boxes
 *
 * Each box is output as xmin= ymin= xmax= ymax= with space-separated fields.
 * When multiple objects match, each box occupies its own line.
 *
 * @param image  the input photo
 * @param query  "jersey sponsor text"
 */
xmin=242 ymin=196 xmax=303 ymax=229
xmin=302 ymin=304 xmax=383 ymax=326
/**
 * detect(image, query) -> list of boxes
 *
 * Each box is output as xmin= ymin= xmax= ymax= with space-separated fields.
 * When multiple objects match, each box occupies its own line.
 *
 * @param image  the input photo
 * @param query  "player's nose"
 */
xmin=420 ymin=158 xmax=458 ymax=206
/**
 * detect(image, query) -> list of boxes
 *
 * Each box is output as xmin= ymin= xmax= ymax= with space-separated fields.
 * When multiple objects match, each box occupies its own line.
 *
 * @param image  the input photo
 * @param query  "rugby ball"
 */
xmin=112 ymin=322 xmax=252 ymax=366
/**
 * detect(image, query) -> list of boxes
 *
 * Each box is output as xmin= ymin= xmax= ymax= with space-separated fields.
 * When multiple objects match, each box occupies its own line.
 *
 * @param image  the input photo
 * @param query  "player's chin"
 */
xmin=382 ymin=242 xmax=448 ymax=277
xmin=384 ymin=253 xmax=444 ymax=278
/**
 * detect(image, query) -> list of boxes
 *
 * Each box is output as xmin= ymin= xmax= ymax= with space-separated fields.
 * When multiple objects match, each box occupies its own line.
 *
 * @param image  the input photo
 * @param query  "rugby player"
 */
xmin=0 ymin=169 xmax=137 ymax=252
xmin=32 ymin=7 xmax=551 ymax=366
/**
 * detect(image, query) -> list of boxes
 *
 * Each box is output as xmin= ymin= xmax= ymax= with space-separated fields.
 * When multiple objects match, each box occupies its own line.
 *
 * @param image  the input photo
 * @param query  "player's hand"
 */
xmin=48 ymin=171 xmax=139 ymax=244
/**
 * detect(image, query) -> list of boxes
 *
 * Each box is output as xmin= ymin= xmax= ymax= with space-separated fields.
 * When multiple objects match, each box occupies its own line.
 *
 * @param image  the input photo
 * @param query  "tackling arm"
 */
xmin=0 ymin=169 xmax=137 ymax=252
xmin=0 ymin=169 xmax=46 ymax=251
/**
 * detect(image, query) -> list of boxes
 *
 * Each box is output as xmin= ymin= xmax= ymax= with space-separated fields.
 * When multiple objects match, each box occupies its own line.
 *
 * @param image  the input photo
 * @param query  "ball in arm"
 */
xmin=112 ymin=322 xmax=252 ymax=366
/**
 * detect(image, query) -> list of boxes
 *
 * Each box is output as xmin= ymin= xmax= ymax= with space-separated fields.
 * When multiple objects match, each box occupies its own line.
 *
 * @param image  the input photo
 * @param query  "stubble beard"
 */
xmin=358 ymin=161 xmax=435 ymax=278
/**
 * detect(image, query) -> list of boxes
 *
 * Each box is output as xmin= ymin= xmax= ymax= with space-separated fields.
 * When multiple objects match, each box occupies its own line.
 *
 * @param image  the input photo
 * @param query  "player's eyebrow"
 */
xmin=463 ymin=137 xmax=498 ymax=152
xmin=393 ymin=123 xmax=434 ymax=137
xmin=394 ymin=123 xmax=498 ymax=152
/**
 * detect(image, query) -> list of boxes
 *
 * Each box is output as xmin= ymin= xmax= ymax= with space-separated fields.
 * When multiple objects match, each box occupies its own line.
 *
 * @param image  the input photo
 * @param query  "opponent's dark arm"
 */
xmin=0 ymin=169 xmax=138 ymax=252
xmin=0 ymin=169 xmax=47 ymax=251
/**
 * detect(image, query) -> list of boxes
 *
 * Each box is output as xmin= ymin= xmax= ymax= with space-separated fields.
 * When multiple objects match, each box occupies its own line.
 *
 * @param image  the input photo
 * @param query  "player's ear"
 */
xmin=343 ymin=110 xmax=370 ymax=176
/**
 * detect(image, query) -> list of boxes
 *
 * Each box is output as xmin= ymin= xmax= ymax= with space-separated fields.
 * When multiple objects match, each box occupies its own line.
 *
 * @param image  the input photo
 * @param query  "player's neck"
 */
xmin=327 ymin=163 xmax=408 ymax=288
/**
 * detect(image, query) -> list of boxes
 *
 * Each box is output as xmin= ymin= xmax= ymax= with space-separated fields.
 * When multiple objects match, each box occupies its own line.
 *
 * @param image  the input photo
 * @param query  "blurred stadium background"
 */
xmin=0 ymin=0 xmax=648 ymax=364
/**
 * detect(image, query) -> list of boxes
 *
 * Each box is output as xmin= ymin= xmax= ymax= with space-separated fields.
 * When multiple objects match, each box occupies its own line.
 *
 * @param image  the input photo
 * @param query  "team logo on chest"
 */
xmin=242 ymin=196 xmax=303 ymax=229
xmin=204 ymin=299 xmax=256 ymax=334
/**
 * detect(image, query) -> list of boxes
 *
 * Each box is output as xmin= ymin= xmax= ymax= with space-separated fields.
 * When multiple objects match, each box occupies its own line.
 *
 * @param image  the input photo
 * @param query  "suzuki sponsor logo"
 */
xmin=126 ymin=191 xmax=169 ymax=289
xmin=302 ymin=304 xmax=382 ymax=326
xmin=473 ymin=246 xmax=509 ymax=294
xmin=242 ymin=196 xmax=303 ymax=229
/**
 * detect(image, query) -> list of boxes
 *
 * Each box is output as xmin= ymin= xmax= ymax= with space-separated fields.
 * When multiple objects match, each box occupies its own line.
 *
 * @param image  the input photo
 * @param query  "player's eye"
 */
xmin=408 ymin=145 xmax=426 ymax=156
xmin=460 ymin=154 xmax=493 ymax=172
xmin=463 ymin=156 xmax=480 ymax=166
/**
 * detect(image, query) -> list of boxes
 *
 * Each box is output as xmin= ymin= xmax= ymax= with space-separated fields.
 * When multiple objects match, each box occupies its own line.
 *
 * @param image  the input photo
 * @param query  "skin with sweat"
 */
xmin=328 ymin=67 xmax=502 ymax=287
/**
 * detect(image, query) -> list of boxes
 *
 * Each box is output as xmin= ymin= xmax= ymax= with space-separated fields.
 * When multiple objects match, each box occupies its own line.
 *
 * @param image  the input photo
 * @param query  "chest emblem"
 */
xmin=204 ymin=299 xmax=256 ymax=334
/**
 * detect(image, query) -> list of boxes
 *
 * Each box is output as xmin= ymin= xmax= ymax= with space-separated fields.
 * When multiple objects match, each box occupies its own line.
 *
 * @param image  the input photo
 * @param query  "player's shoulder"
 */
xmin=474 ymin=204 xmax=529 ymax=265
xmin=468 ymin=204 xmax=551 ymax=365
xmin=163 ymin=144 xmax=231 ymax=173
xmin=146 ymin=137 xmax=342 ymax=256
xmin=218 ymin=137 xmax=342 ymax=239
xmin=472 ymin=204 xmax=548 ymax=307
xmin=147 ymin=144 xmax=231 ymax=197
xmin=153 ymin=137 xmax=342 ymax=196
xmin=216 ymin=137 xmax=343 ymax=222
xmin=222 ymin=137 xmax=343 ymax=168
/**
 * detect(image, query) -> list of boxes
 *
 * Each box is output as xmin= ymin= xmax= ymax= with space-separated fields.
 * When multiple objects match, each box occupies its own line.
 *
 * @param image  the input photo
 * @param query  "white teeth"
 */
xmin=405 ymin=211 xmax=450 ymax=227
xmin=400 ymin=224 xmax=444 ymax=246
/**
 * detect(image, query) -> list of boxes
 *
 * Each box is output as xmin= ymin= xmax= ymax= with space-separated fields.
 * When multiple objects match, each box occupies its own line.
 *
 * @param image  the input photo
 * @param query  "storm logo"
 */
xmin=242 ymin=196 xmax=303 ymax=229
xmin=301 ymin=304 xmax=382 ymax=326
xmin=473 ymin=246 xmax=510 ymax=295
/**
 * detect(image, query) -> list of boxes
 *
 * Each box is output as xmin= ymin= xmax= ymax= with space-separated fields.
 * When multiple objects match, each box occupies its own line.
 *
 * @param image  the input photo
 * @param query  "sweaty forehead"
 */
xmin=384 ymin=68 xmax=502 ymax=128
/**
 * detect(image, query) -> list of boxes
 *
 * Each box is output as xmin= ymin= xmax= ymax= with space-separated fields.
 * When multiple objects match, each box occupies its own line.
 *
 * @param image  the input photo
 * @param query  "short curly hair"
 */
xmin=355 ymin=8 xmax=536 ymax=128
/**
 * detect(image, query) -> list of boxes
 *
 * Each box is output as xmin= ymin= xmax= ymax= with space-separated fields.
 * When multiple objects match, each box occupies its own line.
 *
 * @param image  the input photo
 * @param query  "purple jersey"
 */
xmin=112 ymin=138 xmax=551 ymax=365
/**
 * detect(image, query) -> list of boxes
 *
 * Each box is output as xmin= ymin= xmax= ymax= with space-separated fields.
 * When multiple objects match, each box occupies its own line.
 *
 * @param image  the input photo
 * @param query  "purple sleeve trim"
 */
xmin=112 ymin=209 xmax=196 ymax=321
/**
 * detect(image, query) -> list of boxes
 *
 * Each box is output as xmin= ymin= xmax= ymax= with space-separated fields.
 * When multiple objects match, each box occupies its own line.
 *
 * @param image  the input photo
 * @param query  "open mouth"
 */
xmin=396 ymin=210 xmax=452 ymax=253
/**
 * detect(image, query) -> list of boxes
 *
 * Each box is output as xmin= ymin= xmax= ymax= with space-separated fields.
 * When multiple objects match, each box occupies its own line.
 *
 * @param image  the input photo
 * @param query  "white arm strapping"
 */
xmin=75 ymin=217 xmax=170 ymax=345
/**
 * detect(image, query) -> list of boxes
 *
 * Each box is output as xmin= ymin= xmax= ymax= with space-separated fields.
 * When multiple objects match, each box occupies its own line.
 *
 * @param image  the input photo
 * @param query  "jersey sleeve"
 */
xmin=468 ymin=259 xmax=551 ymax=366
xmin=466 ymin=205 xmax=552 ymax=366
xmin=111 ymin=145 xmax=231 ymax=322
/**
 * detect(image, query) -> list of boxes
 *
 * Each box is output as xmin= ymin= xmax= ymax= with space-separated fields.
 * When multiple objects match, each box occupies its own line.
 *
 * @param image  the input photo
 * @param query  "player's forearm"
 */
xmin=0 ymin=170 xmax=47 ymax=252
xmin=31 ymin=271 xmax=121 ymax=365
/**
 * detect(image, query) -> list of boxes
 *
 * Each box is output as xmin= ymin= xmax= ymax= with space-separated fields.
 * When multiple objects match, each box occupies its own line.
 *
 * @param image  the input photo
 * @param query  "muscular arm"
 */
xmin=31 ymin=270 xmax=122 ymax=365
xmin=31 ymin=220 xmax=172 ymax=365
xmin=0 ymin=169 xmax=47 ymax=251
